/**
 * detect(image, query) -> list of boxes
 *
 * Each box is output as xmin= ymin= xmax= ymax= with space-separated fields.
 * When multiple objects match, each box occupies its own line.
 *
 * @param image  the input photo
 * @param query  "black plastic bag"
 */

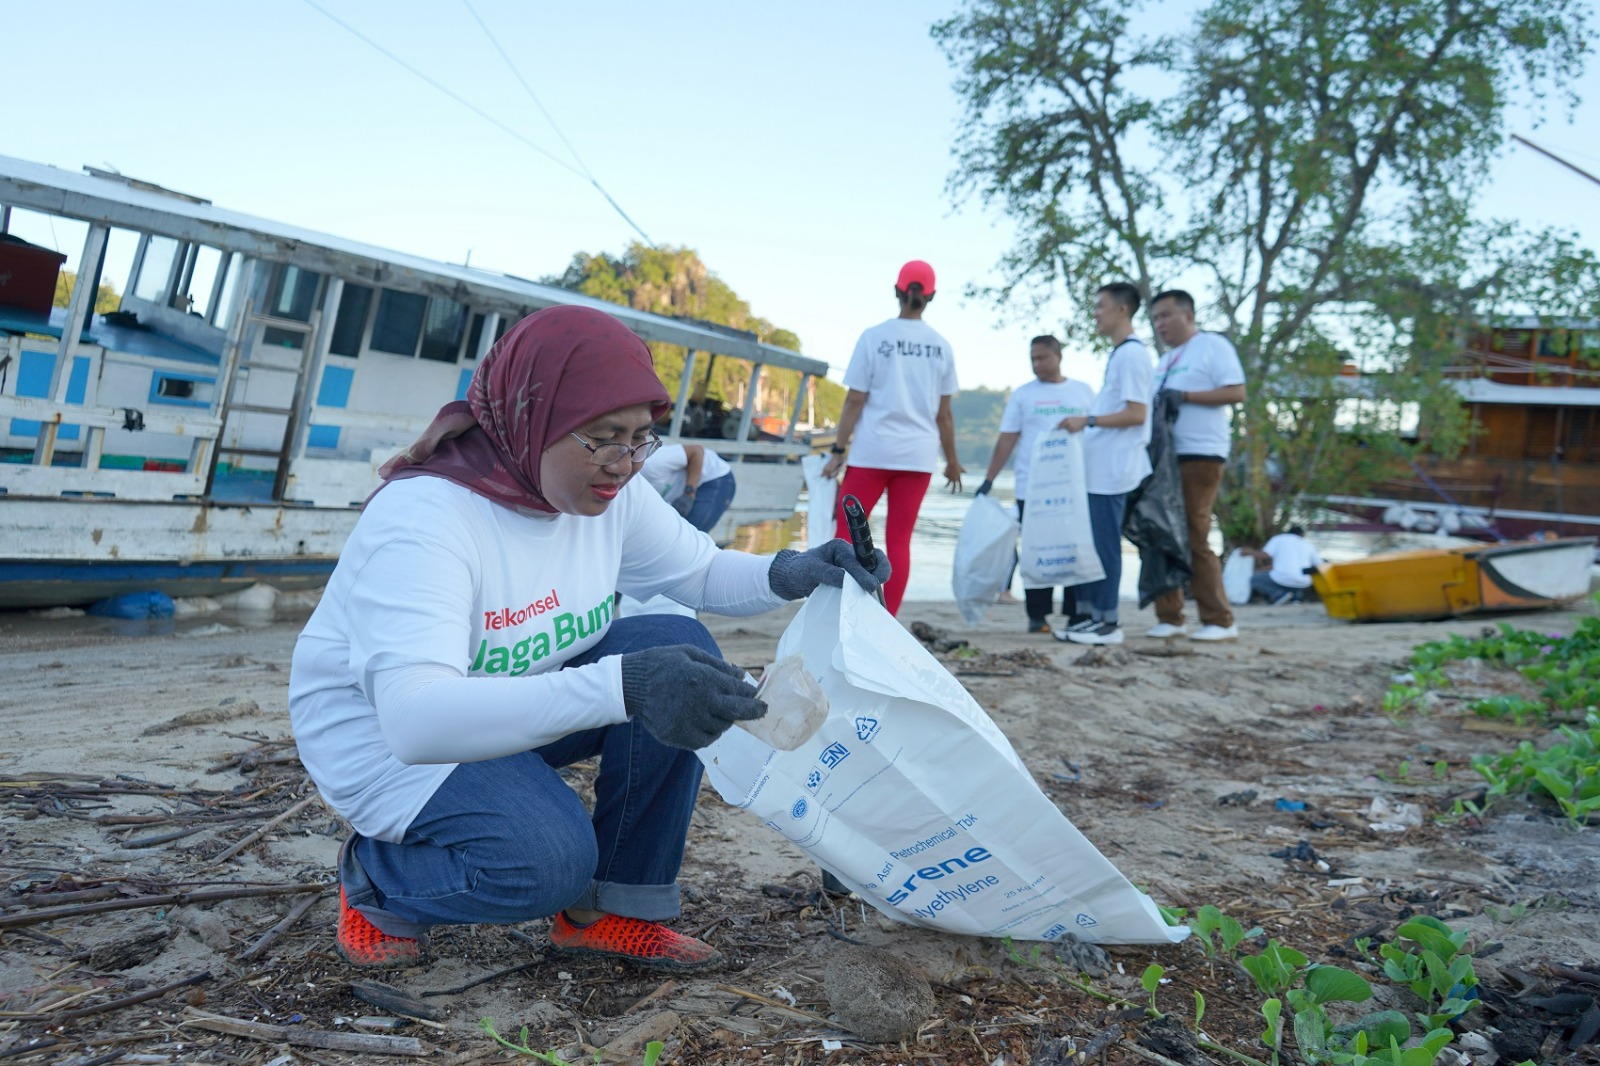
xmin=1121 ymin=391 xmax=1191 ymax=607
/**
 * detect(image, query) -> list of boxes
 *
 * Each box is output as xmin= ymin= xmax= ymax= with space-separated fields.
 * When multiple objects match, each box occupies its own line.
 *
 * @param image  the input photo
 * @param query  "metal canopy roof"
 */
xmin=0 ymin=154 xmax=827 ymax=376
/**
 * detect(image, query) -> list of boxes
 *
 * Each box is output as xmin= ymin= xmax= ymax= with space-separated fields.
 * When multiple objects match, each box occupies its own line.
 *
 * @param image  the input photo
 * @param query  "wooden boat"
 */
xmin=1314 ymin=319 xmax=1600 ymax=542
xmin=1313 ymin=537 xmax=1597 ymax=622
xmin=0 ymin=155 xmax=830 ymax=609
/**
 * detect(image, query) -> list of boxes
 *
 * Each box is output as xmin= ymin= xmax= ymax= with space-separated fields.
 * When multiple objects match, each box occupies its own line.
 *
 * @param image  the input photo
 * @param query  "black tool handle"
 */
xmin=840 ymin=494 xmax=885 ymax=604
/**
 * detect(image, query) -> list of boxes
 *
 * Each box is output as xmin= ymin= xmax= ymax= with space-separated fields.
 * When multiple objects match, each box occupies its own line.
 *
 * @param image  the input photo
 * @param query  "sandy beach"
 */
xmin=1 ymin=592 xmax=1597 ymax=1064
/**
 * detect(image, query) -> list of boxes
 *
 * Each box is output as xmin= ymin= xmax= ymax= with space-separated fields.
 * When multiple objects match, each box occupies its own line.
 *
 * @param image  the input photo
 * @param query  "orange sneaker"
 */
xmin=336 ymin=886 xmax=425 ymax=969
xmin=548 ymin=912 xmax=723 ymax=973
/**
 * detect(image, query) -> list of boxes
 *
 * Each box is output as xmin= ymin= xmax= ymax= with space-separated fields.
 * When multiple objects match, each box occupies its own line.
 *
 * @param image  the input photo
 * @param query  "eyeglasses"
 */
xmin=569 ymin=431 xmax=662 ymax=467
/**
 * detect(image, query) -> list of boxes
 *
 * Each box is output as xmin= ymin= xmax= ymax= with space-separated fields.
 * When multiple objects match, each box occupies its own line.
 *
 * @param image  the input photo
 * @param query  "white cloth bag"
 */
xmin=952 ymin=494 xmax=1020 ymax=626
xmin=1019 ymin=430 xmax=1104 ymax=589
xmin=1222 ymin=548 xmax=1255 ymax=606
xmin=801 ymin=453 xmax=838 ymax=551
xmin=699 ymin=584 xmax=1186 ymax=946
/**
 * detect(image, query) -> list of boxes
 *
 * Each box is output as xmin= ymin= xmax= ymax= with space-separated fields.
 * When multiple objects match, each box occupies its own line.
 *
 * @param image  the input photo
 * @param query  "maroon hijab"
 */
xmin=376 ymin=304 xmax=670 ymax=512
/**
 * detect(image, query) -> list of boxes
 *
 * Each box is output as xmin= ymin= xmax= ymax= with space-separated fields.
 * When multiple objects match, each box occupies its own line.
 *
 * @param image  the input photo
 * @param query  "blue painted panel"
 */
xmin=456 ymin=368 xmax=473 ymax=401
xmin=10 ymin=351 xmax=89 ymax=440
xmin=316 ymin=365 xmax=355 ymax=407
xmin=307 ymin=425 xmax=340 ymax=449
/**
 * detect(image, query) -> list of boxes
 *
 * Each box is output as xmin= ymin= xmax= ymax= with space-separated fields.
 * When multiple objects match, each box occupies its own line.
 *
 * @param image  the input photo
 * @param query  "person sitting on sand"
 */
xmin=1240 ymin=525 xmax=1322 ymax=605
xmin=288 ymin=305 xmax=887 ymax=973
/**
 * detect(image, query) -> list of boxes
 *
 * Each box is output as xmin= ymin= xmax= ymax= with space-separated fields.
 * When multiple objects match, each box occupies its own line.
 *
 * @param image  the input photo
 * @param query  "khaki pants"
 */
xmin=1155 ymin=458 xmax=1233 ymax=629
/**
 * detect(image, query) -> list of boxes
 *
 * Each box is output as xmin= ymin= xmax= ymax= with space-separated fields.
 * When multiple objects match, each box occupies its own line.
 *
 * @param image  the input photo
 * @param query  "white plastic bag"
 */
xmin=1222 ymin=549 xmax=1254 ymax=606
xmin=801 ymin=453 xmax=838 ymax=551
xmin=1019 ymin=430 xmax=1104 ymax=590
xmin=699 ymin=584 xmax=1186 ymax=946
xmin=952 ymin=494 xmax=1020 ymax=626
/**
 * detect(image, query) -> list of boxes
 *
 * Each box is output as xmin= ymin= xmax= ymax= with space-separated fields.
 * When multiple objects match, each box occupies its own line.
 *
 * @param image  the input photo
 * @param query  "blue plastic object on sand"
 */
xmin=88 ymin=591 xmax=175 ymax=619
xmin=1274 ymin=798 xmax=1307 ymax=812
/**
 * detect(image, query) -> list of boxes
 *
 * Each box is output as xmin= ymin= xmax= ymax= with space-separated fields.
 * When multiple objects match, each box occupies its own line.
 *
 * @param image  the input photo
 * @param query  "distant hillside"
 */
xmin=951 ymin=387 xmax=1009 ymax=469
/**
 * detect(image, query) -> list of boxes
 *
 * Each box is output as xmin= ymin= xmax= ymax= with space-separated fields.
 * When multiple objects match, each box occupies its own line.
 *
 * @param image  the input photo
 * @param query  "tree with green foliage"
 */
xmin=53 ymin=271 xmax=122 ymax=315
xmin=546 ymin=244 xmax=844 ymax=432
xmin=934 ymin=0 xmax=1600 ymax=543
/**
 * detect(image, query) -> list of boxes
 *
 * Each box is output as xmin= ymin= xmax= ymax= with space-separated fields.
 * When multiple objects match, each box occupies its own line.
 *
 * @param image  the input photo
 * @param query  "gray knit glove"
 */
xmin=768 ymin=539 xmax=891 ymax=601
xmin=619 ymin=645 xmax=767 ymax=750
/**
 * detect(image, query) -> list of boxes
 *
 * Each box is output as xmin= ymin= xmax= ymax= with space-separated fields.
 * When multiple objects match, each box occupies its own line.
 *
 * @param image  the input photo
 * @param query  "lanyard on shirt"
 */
xmin=1157 ymin=337 xmax=1195 ymax=391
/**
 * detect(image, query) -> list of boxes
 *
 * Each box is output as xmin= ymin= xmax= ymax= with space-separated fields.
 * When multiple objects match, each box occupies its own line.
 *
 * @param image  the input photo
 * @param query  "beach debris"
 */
xmin=141 ymin=696 xmax=261 ymax=735
xmin=349 ymin=978 xmax=442 ymax=1022
xmin=823 ymin=945 xmax=934 ymax=1042
xmin=1367 ymin=795 xmax=1424 ymax=832
xmin=909 ymin=620 xmax=970 ymax=653
xmin=182 ymin=1006 xmax=426 ymax=1056
xmin=1217 ymin=789 xmax=1258 ymax=807
xmin=600 ymin=1010 xmax=681 ymax=1061
xmin=1274 ymin=798 xmax=1307 ymax=812
xmin=1073 ymin=646 xmax=1135 ymax=667
xmin=1269 ymin=840 xmax=1320 ymax=863
xmin=79 ymin=922 xmax=170 ymax=971
xmin=1054 ymin=932 xmax=1111 ymax=977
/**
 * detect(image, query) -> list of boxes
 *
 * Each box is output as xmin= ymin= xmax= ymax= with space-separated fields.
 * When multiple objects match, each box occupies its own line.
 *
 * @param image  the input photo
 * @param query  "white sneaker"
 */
xmin=1145 ymin=622 xmax=1188 ymax=639
xmin=1190 ymin=624 xmax=1239 ymax=642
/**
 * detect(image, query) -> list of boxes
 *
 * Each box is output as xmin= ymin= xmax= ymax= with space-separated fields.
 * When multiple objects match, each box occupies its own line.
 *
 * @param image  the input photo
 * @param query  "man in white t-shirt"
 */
xmin=974 ymin=334 xmax=1096 ymax=632
xmin=1243 ymin=525 xmax=1323 ymax=604
xmin=640 ymin=442 xmax=736 ymax=535
xmin=821 ymin=259 xmax=963 ymax=615
xmin=1146 ymin=289 xmax=1247 ymax=642
xmin=1055 ymin=282 xmax=1153 ymax=647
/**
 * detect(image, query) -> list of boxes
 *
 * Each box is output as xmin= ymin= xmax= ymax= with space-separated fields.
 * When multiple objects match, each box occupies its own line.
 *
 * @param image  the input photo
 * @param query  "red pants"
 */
xmin=832 ymin=466 xmax=932 ymax=616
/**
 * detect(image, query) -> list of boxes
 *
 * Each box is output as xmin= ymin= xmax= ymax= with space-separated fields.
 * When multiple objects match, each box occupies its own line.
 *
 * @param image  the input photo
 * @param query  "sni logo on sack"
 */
xmin=818 ymin=742 xmax=849 ymax=768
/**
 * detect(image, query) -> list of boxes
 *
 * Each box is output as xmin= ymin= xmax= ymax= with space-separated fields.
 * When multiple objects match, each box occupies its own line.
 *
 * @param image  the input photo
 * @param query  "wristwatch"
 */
xmin=829 ymin=444 xmax=847 ymax=455
xmin=1086 ymin=415 xmax=1098 ymax=428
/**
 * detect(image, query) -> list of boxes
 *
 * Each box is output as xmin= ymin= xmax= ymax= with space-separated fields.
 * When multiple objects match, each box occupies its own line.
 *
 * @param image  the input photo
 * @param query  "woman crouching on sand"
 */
xmin=288 ymin=305 xmax=886 ymax=971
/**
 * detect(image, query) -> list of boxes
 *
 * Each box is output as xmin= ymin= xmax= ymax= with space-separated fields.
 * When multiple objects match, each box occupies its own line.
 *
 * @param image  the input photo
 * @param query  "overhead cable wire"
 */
xmin=299 ymin=0 xmax=580 ymax=178
xmin=457 ymin=0 xmax=655 ymax=246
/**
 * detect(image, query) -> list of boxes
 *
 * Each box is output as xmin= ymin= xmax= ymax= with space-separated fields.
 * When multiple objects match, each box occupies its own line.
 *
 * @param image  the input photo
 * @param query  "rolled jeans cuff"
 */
xmin=572 ymin=878 xmax=682 ymax=921
xmin=340 ymin=837 xmax=432 ymax=941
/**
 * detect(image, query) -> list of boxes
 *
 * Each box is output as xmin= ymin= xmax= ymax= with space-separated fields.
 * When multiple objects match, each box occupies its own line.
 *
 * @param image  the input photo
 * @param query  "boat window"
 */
xmin=269 ymin=265 xmax=320 ymax=322
xmin=419 ymin=298 xmax=468 ymax=362
xmin=1491 ymin=329 xmax=1532 ymax=356
xmin=133 ymin=236 xmax=179 ymax=303
xmin=1536 ymin=330 xmax=1575 ymax=360
xmin=371 ymin=289 xmax=427 ymax=355
xmin=329 ymin=284 xmax=374 ymax=357
xmin=212 ymin=253 xmax=242 ymax=328
xmin=181 ymin=246 xmax=224 ymax=318
xmin=464 ymin=313 xmax=486 ymax=361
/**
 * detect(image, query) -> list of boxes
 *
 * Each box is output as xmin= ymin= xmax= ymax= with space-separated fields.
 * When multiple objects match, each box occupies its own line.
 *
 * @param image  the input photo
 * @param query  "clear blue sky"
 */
xmin=4 ymin=0 xmax=1598 ymax=390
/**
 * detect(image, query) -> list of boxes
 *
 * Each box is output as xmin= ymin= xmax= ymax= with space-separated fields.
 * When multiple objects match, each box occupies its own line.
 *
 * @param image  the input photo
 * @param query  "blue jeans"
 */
xmin=683 ymin=471 xmax=736 ymax=534
xmin=341 ymin=614 xmax=717 ymax=938
xmin=1250 ymin=572 xmax=1305 ymax=603
xmin=1076 ymin=492 xmax=1128 ymax=623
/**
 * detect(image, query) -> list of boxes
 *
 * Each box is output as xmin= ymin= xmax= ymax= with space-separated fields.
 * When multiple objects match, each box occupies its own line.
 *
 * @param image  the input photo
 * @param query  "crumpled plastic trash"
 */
xmin=1367 ymin=795 xmax=1423 ymax=832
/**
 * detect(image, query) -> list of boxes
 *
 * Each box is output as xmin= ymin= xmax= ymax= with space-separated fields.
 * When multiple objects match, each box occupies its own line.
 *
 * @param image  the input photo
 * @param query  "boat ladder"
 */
xmin=205 ymin=310 xmax=322 ymax=501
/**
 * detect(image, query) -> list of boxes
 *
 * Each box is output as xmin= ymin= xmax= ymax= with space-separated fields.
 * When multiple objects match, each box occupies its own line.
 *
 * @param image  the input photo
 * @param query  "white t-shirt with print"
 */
xmin=1151 ymin=331 xmax=1246 ymax=458
xmin=640 ymin=443 xmax=733 ymax=503
xmin=841 ymin=317 xmax=959 ymax=472
xmin=1263 ymin=533 xmax=1322 ymax=589
xmin=1082 ymin=338 xmax=1154 ymax=495
xmin=288 ymin=474 xmax=784 ymax=843
xmin=998 ymin=377 xmax=1095 ymax=498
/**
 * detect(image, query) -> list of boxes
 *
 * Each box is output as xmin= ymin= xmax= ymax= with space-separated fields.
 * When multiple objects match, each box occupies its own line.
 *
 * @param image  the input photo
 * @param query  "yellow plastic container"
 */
xmin=1312 ymin=548 xmax=1480 ymax=622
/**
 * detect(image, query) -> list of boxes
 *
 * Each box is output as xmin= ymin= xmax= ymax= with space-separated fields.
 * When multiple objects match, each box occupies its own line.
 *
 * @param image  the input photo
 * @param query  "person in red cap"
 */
xmin=821 ymin=259 xmax=963 ymax=615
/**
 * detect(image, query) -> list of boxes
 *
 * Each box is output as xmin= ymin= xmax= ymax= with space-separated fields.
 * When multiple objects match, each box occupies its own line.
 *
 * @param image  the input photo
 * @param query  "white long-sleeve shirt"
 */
xmin=289 ymin=474 xmax=785 ymax=841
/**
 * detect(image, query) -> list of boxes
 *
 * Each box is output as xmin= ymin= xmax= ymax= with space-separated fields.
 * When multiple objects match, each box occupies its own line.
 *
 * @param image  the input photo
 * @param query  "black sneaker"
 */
xmin=1065 ymin=622 xmax=1125 ymax=646
xmin=1062 ymin=615 xmax=1097 ymax=633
